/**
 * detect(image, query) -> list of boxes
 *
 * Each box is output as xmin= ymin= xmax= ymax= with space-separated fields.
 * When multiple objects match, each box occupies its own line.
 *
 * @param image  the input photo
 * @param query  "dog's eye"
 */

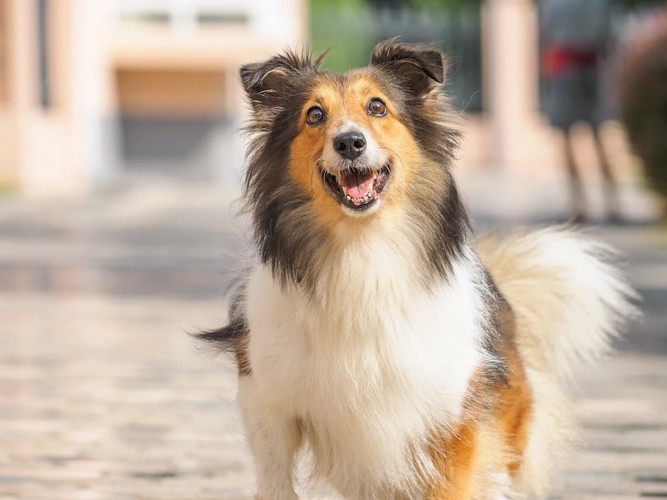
xmin=306 ymin=106 xmax=324 ymax=126
xmin=367 ymin=98 xmax=387 ymax=117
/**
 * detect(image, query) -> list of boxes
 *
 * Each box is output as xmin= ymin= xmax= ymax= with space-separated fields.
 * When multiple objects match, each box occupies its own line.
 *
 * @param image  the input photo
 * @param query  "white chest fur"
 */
xmin=243 ymin=236 xmax=488 ymax=496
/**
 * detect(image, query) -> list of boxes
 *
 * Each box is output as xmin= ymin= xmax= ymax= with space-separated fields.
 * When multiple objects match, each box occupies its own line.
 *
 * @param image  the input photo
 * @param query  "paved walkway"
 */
xmin=0 ymin=178 xmax=665 ymax=499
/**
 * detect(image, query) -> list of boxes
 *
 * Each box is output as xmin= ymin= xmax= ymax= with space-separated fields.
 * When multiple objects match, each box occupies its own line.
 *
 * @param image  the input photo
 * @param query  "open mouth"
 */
xmin=321 ymin=164 xmax=391 ymax=211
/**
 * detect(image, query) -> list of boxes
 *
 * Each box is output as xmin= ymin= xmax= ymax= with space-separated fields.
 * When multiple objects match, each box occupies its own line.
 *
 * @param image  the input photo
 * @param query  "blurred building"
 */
xmin=0 ymin=0 xmax=305 ymax=195
xmin=0 ymin=0 xmax=631 ymax=195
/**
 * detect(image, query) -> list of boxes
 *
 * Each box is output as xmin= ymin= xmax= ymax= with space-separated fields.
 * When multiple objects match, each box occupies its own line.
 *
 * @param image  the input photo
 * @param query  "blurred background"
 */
xmin=1 ymin=0 xmax=666 ymax=499
xmin=0 ymin=0 xmax=663 ymax=207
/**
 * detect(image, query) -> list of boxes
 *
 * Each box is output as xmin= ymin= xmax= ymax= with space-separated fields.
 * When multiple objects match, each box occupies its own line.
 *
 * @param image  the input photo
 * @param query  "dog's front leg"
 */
xmin=239 ymin=378 xmax=301 ymax=500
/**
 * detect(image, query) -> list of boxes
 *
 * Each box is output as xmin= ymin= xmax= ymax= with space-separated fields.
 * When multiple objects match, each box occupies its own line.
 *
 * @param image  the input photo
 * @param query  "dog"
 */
xmin=200 ymin=39 xmax=637 ymax=499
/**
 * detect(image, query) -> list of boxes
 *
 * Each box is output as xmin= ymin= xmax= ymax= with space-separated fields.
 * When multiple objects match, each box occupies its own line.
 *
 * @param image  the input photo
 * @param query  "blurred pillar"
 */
xmin=0 ymin=0 xmax=117 ymax=194
xmin=0 ymin=0 xmax=85 ymax=195
xmin=69 ymin=0 xmax=119 ymax=186
xmin=485 ymin=0 xmax=540 ymax=171
xmin=0 ymin=0 xmax=20 ymax=185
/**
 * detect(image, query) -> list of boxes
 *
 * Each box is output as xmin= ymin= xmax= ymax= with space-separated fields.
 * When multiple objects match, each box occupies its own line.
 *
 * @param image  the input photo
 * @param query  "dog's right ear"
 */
xmin=240 ymin=50 xmax=324 ymax=113
xmin=240 ymin=58 xmax=292 ymax=110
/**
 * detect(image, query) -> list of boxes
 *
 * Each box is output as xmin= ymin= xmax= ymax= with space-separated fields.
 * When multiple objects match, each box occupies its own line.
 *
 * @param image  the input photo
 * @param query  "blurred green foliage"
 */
xmin=309 ymin=0 xmax=484 ymax=111
xmin=309 ymin=0 xmax=373 ymax=72
xmin=311 ymin=0 xmax=481 ymax=9
xmin=310 ymin=0 xmax=660 ymax=10
xmin=365 ymin=0 xmax=481 ymax=8
xmin=309 ymin=0 xmax=483 ymax=71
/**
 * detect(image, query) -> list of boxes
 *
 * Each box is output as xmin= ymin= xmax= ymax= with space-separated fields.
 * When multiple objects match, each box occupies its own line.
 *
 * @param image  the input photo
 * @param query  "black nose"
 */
xmin=333 ymin=131 xmax=366 ymax=160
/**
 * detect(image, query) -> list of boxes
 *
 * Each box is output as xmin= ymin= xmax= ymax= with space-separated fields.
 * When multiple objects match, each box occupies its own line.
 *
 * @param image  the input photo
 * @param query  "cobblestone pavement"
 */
xmin=1 ymin=180 xmax=665 ymax=499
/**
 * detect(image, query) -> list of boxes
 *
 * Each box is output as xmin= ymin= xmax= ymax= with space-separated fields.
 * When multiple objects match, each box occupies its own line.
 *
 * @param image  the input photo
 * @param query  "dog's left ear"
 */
xmin=371 ymin=39 xmax=446 ymax=96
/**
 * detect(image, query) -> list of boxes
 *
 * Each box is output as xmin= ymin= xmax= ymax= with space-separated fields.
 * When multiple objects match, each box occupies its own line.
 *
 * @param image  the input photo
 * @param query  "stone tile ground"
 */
xmin=0 ymin=179 xmax=665 ymax=499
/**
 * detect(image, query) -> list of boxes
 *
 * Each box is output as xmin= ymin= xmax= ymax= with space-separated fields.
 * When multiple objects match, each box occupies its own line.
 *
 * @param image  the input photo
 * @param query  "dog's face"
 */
xmin=240 ymin=40 xmax=466 ymax=286
xmin=290 ymin=73 xmax=396 ymax=217
xmin=241 ymin=40 xmax=454 ymax=225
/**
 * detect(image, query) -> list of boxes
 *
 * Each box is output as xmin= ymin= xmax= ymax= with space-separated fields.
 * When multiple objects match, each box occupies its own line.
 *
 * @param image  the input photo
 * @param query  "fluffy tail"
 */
xmin=477 ymin=227 xmax=639 ymax=496
xmin=477 ymin=227 xmax=639 ymax=382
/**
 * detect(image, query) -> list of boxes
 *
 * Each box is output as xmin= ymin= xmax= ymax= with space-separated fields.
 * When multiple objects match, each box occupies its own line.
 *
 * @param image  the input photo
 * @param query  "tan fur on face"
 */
xmin=288 ymin=72 xmax=424 ymax=230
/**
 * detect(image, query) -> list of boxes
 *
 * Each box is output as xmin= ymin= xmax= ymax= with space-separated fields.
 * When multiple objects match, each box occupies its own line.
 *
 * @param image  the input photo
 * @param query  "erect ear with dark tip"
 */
xmin=240 ymin=60 xmax=291 ymax=110
xmin=239 ymin=62 xmax=267 ymax=94
xmin=371 ymin=39 xmax=447 ymax=95
xmin=240 ymin=50 xmax=324 ymax=111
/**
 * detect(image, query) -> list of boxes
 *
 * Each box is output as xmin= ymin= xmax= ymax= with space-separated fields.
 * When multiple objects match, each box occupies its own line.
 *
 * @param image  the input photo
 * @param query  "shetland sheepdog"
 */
xmin=201 ymin=39 xmax=637 ymax=499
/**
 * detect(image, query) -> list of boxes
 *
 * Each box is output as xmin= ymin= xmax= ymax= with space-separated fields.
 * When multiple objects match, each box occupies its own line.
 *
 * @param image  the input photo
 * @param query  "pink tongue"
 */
xmin=343 ymin=173 xmax=374 ymax=199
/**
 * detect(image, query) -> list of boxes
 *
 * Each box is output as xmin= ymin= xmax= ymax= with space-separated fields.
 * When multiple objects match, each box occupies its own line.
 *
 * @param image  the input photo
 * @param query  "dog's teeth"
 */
xmin=346 ymin=195 xmax=351 ymax=201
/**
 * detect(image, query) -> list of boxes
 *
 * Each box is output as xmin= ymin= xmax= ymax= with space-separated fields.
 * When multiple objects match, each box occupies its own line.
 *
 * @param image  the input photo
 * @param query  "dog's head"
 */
xmin=241 ymin=39 xmax=459 ymax=220
xmin=240 ymin=39 xmax=466 ymax=285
